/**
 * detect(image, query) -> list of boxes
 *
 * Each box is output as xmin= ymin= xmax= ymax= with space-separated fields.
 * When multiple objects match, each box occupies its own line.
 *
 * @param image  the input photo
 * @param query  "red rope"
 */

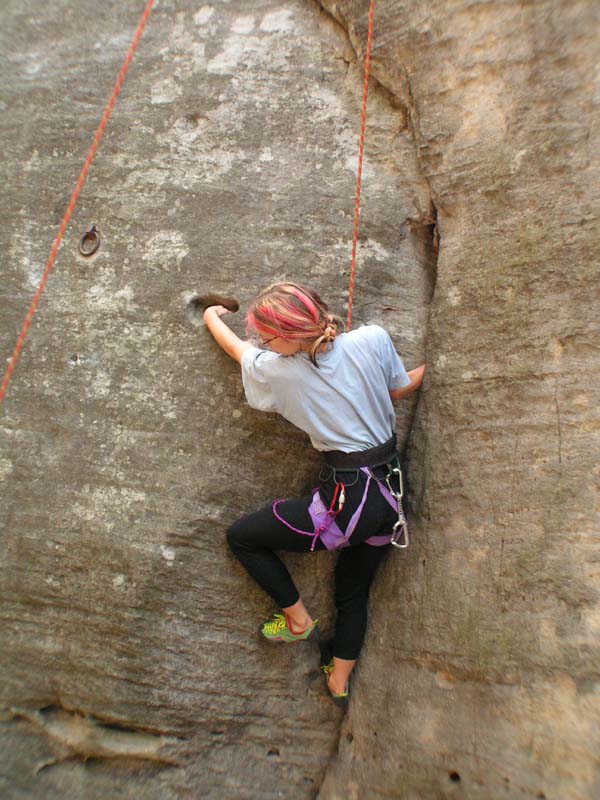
xmin=0 ymin=0 xmax=155 ymax=407
xmin=346 ymin=0 xmax=375 ymax=332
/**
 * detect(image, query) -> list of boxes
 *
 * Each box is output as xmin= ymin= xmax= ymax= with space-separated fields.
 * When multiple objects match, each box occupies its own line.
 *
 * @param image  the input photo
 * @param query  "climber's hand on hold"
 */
xmin=204 ymin=304 xmax=233 ymax=320
xmin=203 ymin=305 xmax=252 ymax=365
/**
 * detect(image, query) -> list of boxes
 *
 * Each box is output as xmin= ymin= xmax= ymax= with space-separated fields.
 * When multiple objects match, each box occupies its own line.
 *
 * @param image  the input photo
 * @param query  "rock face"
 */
xmin=316 ymin=1 xmax=600 ymax=799
xmin=0 ymin=1 xmax=429 ymax=797
xmin=0 ymin=1 xmax=597 ymax=799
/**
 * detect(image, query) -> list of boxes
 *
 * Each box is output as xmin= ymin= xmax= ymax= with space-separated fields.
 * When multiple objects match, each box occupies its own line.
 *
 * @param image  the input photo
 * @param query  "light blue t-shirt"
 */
xmin=240 ymin=325 xmax=410 ymax=452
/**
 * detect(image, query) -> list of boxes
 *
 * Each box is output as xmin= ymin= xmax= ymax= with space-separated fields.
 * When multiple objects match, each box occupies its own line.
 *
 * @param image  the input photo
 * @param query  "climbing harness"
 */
xmin=0 ymin=0 xmax=155 ymax=406
xmin=273 ymin=479 xmax=346 ymax=552
xmin=273 ymin=462 xmax=407 ymax=552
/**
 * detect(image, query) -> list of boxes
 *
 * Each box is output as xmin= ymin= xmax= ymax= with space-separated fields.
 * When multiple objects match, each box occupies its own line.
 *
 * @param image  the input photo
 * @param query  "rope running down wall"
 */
xmin=0 ymin=0 xmax=155 ymax=406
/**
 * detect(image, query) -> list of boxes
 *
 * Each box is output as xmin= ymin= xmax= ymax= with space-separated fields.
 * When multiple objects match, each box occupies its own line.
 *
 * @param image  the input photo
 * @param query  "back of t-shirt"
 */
xmin=240 ymin=325 xmax=410 ymax=452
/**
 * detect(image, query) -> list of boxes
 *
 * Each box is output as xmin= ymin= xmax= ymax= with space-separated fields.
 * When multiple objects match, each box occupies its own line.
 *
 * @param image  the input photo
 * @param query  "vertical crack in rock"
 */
xmin=399 ymin=200 xmax=439 ymax=304
xmin=313 ymin=3 xmax=440 ymax=796
xmin=314 ymin=0 xmax=440 ymax=314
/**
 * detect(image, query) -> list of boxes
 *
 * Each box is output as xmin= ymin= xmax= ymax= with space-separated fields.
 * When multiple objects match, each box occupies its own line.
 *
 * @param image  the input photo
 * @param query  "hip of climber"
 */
xmin=203 ymin=282 xmax=425 ymax=702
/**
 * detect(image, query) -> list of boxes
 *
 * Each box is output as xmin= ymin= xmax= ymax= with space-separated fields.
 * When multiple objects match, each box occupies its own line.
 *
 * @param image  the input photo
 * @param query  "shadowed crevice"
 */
xmin=314 ymin=0 xmax=440 ymax=303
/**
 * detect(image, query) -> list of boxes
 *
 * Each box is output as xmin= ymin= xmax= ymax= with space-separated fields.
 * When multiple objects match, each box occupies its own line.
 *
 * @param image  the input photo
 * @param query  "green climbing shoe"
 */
xmin=260 ymin=613 xmax=319 ymax=643
xmin=321 ymin=658 xmax=349 ymax=705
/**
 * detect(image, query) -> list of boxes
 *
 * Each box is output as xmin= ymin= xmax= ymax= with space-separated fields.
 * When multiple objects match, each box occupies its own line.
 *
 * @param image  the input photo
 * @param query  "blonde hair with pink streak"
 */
xmin=247 ymin=282 xmax=342 ymax=366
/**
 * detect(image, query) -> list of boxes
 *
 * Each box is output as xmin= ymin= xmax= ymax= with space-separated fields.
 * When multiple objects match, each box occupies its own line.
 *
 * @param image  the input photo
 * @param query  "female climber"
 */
xmin=203 ymin=282 xmax=425 ymax=703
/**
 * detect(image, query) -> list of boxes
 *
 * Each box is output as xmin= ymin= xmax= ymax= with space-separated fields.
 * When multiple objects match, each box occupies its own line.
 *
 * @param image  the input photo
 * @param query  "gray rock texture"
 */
xmin=0 ymin=1 xmax=428 ymax=797
xmin=317 ymin=1 xmax=600 ymax=799
xmin=0 ymin=0 xmax=597 ymax=799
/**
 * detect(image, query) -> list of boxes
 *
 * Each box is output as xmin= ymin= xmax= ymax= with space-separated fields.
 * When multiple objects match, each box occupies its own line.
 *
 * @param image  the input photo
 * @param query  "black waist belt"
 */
xmin=323 ymin=434 xmax=398 ymax=469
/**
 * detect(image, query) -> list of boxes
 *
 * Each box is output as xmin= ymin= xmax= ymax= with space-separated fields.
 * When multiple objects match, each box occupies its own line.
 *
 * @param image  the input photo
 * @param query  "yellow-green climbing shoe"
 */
xmin=260 ymin=613 xmax=319 ymax=643
xmin=321 ymin=659 xmax=349 ymax=705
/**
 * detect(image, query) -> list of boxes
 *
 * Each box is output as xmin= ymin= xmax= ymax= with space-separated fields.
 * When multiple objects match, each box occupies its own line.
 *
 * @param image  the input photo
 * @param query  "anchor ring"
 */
xmin=79 ymin=224 xmax=101 ymax=257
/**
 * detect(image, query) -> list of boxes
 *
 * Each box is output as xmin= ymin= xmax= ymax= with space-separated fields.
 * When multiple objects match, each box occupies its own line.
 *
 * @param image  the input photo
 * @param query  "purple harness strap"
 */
xmin=272 ymin=495 xmax=328 ymax=551
xmin=272 ymin=467 xmax=401 ymax=551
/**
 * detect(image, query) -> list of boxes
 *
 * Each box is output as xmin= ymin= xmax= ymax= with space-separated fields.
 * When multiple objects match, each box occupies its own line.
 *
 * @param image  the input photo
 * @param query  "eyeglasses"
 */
xmin=260 ymin=335 xmax=279 ymax=347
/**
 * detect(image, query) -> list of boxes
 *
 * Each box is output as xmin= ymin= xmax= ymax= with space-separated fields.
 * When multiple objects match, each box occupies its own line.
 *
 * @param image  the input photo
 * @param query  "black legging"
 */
xmin=226 ymin=465 xmax=398 ymax=660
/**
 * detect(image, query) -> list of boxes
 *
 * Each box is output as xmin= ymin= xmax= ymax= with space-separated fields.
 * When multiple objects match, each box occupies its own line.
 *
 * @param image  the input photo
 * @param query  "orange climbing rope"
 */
xmin=346 ymin=0 xmax=376 ymax=332
xmin=0 ymin=0 xmax=154 ymax=407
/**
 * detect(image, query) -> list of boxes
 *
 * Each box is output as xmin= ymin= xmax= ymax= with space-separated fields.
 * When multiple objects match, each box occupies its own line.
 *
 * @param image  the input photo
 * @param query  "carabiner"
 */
xmin=391 ymin=519 xmax=409 ymax=549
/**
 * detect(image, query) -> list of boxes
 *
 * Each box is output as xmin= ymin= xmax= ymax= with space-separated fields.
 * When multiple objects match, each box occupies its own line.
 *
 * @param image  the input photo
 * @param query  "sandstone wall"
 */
xmin=317 ymin=1 xmax=600 ymax=799
xmin=0 ymin=1 xmax=597 ymax=799
xmin=0 ymin=1 xmax=429 ymax=797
